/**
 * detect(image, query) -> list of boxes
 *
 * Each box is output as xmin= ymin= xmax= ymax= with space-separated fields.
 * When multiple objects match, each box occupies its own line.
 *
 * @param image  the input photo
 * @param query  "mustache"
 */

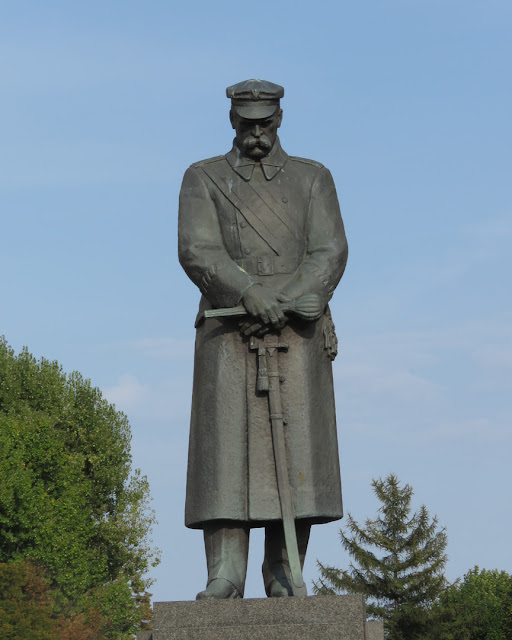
xmin=243 ymin=134 xmax=272 ymax=150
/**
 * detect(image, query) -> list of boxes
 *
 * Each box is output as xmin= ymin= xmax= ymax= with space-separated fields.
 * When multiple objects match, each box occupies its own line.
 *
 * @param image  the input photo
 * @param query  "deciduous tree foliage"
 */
xmin=0 ymin=560 xmax=108 ymax=640
xmin=429 ymin=567 xmax=512 ymax=640
xmin=314 ymin=473 xmax=448 ymax=640
xmin=0 ymin=338 xmax=159 ymax=638
xmin=0 ymin=560 xmax=57 ymax=640
xmin=0 ymin=559 xmax=126 ymax=640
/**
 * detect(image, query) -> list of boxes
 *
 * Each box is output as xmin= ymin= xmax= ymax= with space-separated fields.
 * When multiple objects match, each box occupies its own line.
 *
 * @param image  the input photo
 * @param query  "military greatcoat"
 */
xmin=178 ymin=137 xmax=348 ymax=529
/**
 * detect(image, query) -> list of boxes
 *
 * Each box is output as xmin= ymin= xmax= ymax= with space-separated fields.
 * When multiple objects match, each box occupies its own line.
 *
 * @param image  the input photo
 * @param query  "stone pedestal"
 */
xmin=138 ymin=595 xmax=384 ymax=640
xmin=366 ymin=620 xmax=385 ymax=639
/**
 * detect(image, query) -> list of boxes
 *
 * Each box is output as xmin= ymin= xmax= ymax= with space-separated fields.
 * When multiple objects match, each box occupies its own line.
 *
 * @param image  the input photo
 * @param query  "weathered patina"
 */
xmin=178 ymin=79 xmax=348 ymax=599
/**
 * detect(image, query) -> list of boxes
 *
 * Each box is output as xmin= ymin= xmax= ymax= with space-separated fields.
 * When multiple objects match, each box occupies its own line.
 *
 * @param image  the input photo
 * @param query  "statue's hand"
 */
xmin=239 ymin=319 xmax=271 ymax=338
xmin=242 ymin=286 xmax=289 ymax=329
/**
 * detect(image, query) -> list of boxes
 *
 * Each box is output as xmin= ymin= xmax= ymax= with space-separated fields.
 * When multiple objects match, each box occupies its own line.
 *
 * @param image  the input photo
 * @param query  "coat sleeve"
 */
xmin=178 ymin=166 xmax=256 ymax=308
xmin=280 ymin=166 xmax=348 ymax=304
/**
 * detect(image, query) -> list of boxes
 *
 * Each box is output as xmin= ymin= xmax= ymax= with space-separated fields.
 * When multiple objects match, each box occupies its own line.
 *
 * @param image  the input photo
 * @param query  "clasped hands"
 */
xmin=240 ymin=284 xmax=290 ymax=337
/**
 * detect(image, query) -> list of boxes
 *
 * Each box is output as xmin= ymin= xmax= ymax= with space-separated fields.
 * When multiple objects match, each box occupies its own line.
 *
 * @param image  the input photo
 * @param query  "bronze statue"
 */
xmin=178 ymin=79 xmax=348 ymax=599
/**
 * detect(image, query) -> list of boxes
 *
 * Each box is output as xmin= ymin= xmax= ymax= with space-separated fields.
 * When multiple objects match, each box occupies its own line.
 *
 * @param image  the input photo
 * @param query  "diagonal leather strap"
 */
xmin=244 ymin=179 xmax=301 ymax=239
xmin=201 ymin=162 xmax=297 ymax=255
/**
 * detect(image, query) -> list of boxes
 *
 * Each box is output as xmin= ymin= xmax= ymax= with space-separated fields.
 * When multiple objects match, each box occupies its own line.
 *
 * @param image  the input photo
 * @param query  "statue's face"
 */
xmin=230 ymin=109 xmax=283 ymax=160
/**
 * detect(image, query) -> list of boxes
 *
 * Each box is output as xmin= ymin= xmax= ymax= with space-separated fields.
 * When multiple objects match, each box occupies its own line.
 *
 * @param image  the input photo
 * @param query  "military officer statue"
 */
xmin=178 ymin=79 xmax=348 ymax=600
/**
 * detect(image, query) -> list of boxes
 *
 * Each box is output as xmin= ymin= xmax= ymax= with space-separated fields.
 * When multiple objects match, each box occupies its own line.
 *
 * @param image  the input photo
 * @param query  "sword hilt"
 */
xmin=249 ymin=334 xmax=288 ymax=393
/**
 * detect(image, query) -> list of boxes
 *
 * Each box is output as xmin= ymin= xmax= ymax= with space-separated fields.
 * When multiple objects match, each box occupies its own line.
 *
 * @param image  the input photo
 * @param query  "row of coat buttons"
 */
xmin=238 ymin=216 xmax=250 ymax=254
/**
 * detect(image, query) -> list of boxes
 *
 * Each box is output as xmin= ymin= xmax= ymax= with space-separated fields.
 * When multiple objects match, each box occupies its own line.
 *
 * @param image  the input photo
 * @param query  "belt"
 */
xmin=235 ymin=255 xmax=300 ymax=276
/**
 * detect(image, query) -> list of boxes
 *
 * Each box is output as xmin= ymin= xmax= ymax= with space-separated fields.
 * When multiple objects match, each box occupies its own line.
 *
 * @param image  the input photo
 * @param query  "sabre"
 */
xmin=249 ymin=333 xmax=307 ymax=597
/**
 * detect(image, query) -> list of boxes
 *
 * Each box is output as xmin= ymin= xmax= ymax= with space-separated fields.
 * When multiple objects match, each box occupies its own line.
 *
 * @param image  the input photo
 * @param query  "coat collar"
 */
xmin=225 ymin=137 xmax=288 ymax=181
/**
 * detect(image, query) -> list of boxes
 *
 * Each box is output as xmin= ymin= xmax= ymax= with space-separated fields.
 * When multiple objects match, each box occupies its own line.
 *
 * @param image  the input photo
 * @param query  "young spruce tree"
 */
xmin=314 ymin=473 xmax=448 ymax=640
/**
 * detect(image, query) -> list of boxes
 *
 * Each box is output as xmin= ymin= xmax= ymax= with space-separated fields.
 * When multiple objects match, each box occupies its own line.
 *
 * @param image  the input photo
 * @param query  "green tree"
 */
xmin=429 ymin=567 xmax=512 ymax=640
xmin=0 ymin=559 xmax=116 ymax=640
xmin=0 ymin=338 xmax=159 ymax=639
xmin=0 ymin=560 xmax=58 ymax=640
xmin=0 ymin=559 xmax=113 ymax=640
xmin=314 ymin=473 xmax=448 ymax=640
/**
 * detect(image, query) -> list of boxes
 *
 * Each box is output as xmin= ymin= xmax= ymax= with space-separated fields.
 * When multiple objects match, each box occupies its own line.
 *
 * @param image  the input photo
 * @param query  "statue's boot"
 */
xmin=196 ymin=578 xmax=242 ymax=600
xmin=196 ymin=521 xmax=249 ymax=600
xmin=262 ymin=521 xmax=311 ymax=597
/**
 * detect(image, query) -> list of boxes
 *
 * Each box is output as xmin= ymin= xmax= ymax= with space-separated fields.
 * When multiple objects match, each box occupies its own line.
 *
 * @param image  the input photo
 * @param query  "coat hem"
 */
xmin=185 ymin=513 xmax=343 ymax=530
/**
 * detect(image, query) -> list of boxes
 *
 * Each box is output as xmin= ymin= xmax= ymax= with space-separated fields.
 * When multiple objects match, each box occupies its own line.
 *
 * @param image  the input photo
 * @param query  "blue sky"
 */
xmin=1 ymin=0 xmax=511 ymax=601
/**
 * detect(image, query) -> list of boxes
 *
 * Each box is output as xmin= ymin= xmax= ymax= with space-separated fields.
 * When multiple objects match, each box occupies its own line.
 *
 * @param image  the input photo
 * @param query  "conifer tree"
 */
xmin=314 ymin=473 xmax=448 ymax=640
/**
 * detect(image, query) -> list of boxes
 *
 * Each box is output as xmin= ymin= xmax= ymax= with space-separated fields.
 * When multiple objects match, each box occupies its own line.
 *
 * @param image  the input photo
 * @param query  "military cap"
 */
xmin=226 ymin=79 xmax=284 ymax=120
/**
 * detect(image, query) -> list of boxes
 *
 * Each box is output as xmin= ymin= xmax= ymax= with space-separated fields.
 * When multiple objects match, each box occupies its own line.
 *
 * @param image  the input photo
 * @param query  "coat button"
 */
xmin=282 ymin=197 xmax=288 ymax=203
xmin=240 ymin=221 xmax=247 ymax=228
xmin=244 ymin=248 xmax=251 ymax=255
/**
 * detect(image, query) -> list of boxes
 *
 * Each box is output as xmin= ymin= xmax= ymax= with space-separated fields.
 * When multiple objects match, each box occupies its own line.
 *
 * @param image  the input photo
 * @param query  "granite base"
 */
xmin=137 ymin=595 xmax=384 ymax=640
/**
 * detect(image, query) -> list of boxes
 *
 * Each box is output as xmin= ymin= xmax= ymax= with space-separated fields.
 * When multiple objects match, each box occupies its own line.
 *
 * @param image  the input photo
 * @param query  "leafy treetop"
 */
xmin=0 ymin=337 xmax=159 ymax=639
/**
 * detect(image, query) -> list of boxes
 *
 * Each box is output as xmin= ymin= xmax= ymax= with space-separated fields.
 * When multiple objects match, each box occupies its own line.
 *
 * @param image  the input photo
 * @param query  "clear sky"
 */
xmin=1 ymin=0 xmax=511 ymax=602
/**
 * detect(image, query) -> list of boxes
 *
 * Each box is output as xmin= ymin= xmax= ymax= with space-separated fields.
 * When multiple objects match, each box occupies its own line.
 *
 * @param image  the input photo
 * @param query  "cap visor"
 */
xmin=234 ymin=104 xmax=278 ymax=120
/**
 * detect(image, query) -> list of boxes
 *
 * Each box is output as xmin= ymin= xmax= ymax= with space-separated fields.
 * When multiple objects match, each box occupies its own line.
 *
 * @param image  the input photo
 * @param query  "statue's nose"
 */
xmin=253 ymin=124 xmax=261 ymax=137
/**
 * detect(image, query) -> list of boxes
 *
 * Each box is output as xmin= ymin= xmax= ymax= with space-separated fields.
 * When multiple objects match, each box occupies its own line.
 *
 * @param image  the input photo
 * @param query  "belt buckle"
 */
xmin=257 ymin=256 xmax=274 ymax=276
